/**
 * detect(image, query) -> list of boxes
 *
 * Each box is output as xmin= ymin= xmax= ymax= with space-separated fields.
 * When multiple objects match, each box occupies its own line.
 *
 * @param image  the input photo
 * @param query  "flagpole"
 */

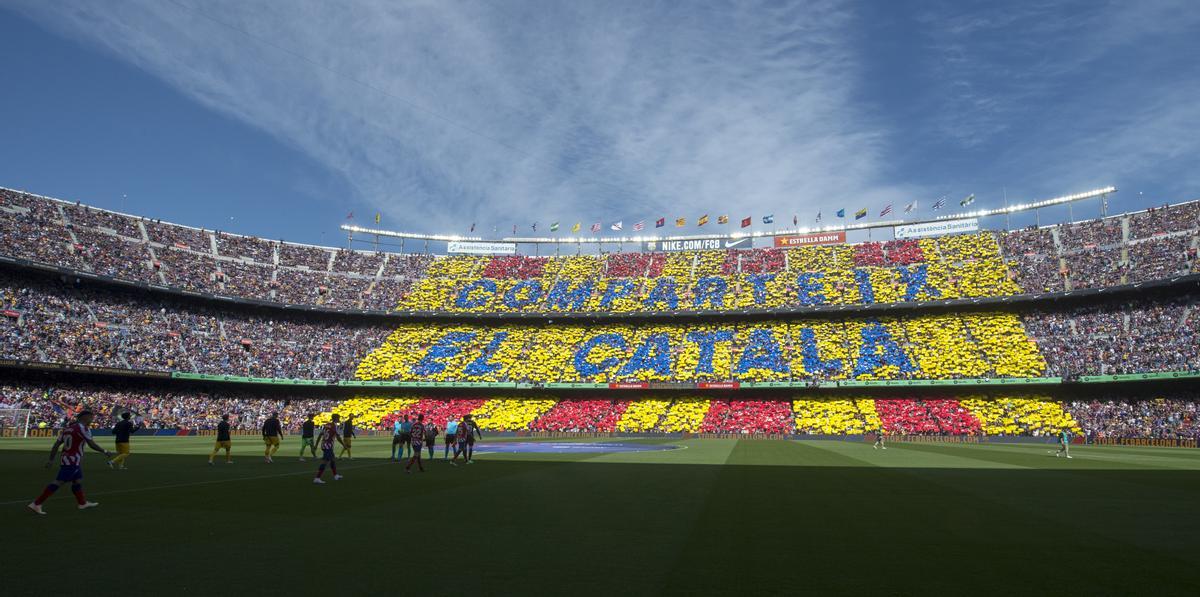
xmin=1004 ymin=187 xmax=1009 ymax=230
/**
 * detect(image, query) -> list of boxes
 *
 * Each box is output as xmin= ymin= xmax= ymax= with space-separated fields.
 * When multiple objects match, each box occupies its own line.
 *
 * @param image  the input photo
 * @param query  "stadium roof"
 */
xmin=341 ymin=186 xmax=1116 ymax=245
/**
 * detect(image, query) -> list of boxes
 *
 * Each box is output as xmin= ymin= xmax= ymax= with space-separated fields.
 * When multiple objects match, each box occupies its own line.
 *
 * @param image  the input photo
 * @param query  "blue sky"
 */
xmin=2 ymin=0 xmax=1198 ymax=246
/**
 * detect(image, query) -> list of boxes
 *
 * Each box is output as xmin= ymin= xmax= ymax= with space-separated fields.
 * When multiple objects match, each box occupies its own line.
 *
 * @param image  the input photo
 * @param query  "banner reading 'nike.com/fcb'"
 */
xmin=773 ymin=231 xmax=846 ymax=247
xmin=644 ymin=238 xmax=752 ymax=252
xmin=447 ymin=241 xmax=518 ymax=255
xmin=894 ymin=218 xmax=979 ymax=239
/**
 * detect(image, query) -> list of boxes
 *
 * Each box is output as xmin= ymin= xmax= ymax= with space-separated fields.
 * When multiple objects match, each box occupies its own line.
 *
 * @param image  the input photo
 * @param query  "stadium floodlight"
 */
xmin=934 ymin=186 xmax=1115 ymax=221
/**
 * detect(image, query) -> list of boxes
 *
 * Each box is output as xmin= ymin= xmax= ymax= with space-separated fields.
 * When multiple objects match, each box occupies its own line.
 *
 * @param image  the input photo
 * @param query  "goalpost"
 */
xmin=0 ymin=409 xmax=32 ymax=438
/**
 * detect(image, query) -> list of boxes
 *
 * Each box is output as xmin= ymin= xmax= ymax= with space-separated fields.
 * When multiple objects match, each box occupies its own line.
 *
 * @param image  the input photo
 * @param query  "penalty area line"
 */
xmin=1 ymin=461 xmax=393 ymax=506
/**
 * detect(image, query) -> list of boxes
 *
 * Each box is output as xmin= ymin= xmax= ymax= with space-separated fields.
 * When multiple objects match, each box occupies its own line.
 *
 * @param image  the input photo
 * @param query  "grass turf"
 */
xmin=3 ymin=436 xmax=1200 ymax=596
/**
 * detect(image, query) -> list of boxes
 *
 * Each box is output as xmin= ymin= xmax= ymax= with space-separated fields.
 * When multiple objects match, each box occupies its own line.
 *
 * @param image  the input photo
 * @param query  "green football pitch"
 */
xmin=3 ymin=436 xmax=1200 ymax=596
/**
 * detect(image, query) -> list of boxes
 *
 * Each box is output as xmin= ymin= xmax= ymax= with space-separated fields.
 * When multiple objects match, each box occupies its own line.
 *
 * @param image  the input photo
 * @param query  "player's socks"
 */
xmin=71 ymin=483 xmax=86 ymax=506
xmin=330 ymin=462 xmax=338 ymax=475
xmin=34 ymin=484 xmax=59 ymax=505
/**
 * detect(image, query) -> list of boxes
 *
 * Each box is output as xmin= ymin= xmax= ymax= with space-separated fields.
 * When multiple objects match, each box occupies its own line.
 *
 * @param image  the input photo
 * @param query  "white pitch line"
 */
xmin=2 ymin=461 xmax=393 ymax=506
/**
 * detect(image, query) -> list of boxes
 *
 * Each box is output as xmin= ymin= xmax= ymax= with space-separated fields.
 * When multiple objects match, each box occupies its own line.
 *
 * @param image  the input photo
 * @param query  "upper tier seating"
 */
xmin=2 ymin=189 xmax=1196 ymax=314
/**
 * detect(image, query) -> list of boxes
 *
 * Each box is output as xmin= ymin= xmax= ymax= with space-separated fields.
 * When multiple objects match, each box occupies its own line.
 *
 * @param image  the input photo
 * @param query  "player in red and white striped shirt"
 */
xmin=28 ymin=410 xmax=112 ymax=515
xmin=313 ymin=414 xmax=346 ymax=484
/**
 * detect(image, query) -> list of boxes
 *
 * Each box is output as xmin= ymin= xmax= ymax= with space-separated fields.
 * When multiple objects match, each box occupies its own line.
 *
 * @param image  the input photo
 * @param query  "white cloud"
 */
xmin=10 ymin=0 xmax=921 ymax=233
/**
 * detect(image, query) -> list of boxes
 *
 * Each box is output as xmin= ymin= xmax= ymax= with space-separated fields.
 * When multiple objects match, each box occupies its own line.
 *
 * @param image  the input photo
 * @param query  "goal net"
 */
xmin=0 ymin=409 xmax=32 ymax=438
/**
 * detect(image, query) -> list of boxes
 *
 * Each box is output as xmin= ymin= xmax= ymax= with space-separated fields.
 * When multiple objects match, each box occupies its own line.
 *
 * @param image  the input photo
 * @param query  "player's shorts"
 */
xmin=466 ymin=436 xmax=476 ymax=445
xmin=215 ymin=440 xmax=232 ymax=449
xmin=457 ymin=437 xmax=468 ymax=447
xmin=56 ymin=465 xmax=83 ymax=482
xmin=301 ymin=437 xmax=314 ymax=445
xmin=392 ymin=435 xmax=402 ymax=445
xmin=321 ymin=448 xmax=335 ymax=461
xmin=264 ymin=436 xmax=280 ymax=446
xmin=115 ymin=442 xmax=131 ymax=455
xmin=412 ymin=441 xmax=424 ymax=452
xmin=400 ymin=432 xmax=411 ymax=443
xmin=343 ymin=438 xmax=352 ymax=447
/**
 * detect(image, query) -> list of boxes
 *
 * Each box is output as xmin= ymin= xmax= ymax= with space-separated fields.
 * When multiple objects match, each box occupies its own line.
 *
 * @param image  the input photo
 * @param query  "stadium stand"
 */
xmin=3 ymin=188 xmax=1197 ymax=314
xmin=5 ymin=379 xmax=1198 ymax=440
xmin=3 ymin=186 xmax=1200 ymax=444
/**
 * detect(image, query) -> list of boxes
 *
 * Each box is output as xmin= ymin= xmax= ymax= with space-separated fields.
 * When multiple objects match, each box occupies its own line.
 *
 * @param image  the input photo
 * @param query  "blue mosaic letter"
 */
xmin=644 ymin=277 xmax=680 ymax=310
xmin=748 ymin=273 xmax=775 ymax=305
xmin=735 ymin=329 xmax=789 ymax=374
xmin=897 ymin=264 xmax=939 ymax=301
xmin=502 ymin=280 xmax=543 ymax=308
xmin=454 ymin=280 xmax=497 ymax=309
xmin=685 ymin=330 xmax=735 ymax=374
xmin=693 ymin=277 xmax=728 ymax=308
xmin=574 ymin=333 xmax=628 ymax=376
xmin=796 ymin=272 xmax=826 ymax=305
xmin=798 ymin=327 xmax=841 ymax=377
xmin=616 ymin=333 xmax=672 ymax=376
xmin=413 ymin=331 xmax=476 ymax=375
xmin=464 ymin=331 xmax=509 ymax=376
xmin=600 ymin=280 xmax=635 ymax=309
xmin=545 ymin=279 xmax=594 ymax=310
xmin=852 ymin=321 xmax=915 ymax=376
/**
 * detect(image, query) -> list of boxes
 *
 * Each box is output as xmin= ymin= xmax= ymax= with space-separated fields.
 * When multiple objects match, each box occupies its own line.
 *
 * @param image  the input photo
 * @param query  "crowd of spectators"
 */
xmin=3 ymin=262 xmax=1197 ymax=385
xmin=527 ymin=399 xmax=628 ymax=432
xmin=0 ymin=270 xmax=390 ymax=379
xmin=1059 ymin=218 xmax=1123 ymax=250
xmin=1128 ymin=236 xmax=1194 ymax=283
xmin=1064 ymin=247 xmax=1126 ymax=289
xmin=1 ymin=189 xmax=432 ymax=311
xmin=4 ymin=188 xmax=1198 ymax=314
xmin=1130 ymin=203 xmax=1200 ymax=240
xmin=1025 ymin=295 xmax=1200 ymax=376
xmin=0 ymin=381 xmax=335 ymax=431
xmin=7 ymin=385 xmax=1196 ymax=440
xmin=1069 ymin=398 xmax=1200 ymax=440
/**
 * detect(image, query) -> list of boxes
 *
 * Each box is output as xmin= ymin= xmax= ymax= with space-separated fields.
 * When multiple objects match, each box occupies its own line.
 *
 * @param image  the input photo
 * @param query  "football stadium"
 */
xmin=4 ymin=2 xmax=1200 ymax=596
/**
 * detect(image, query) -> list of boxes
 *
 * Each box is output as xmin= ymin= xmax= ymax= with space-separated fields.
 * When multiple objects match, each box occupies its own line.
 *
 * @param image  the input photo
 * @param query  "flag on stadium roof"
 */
xmin=611 ymin=221 xmax=623 ymax=231
xmin=633 ymin=220 xmax=645 ymax=231
xmin=793 ymin=215 xmax=798 ymax=226
xmin=655 ymin=217 xmax=665 ymax=228
xmin=470 ymin=222 xmax=476 ymax=232
xmin=960 ymin=193 xmax=976 ymax=207
xmin=375 ymin=213 xmax=381 ymax=224
xmin=550 ymin=222 xmax=559 ymax=232
xmin=345 ymin=211 xmax=354 ymax=220
xmin=571 ymin=222 xmax=581 ymax=233
xmin=816 ymin=211 xmax=822 ymax=223
xmin=698 ymin=214 xmax=709 ymax=226
xmin=590 ymin=222 xmax=601 ymax=232
xmin=880 ymin=204 xmax=893 ymax=217
xmin=741 ymin=217 xmax=751 ymax=228
xmin=512 ymin=224 xmax=517 ymax=234
xmin=718 ymin=215 xmax=729 ymax=224
xmin=854 ymin=207 xmax=867 ymax=220
xmin=676 ymin=217 xmax=686 ymax=227
xmin=904 ymin=201 xmax=916 ymax=213
xmin=836 ymin=208 xmax=845 ymax=218
xmin=762 ymin=214 xmax=774 ymax=224
xmin=932 ymin=195 xmax=947 ymax=210
xmin=531 ymin=222 xmax=537 ymax=231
